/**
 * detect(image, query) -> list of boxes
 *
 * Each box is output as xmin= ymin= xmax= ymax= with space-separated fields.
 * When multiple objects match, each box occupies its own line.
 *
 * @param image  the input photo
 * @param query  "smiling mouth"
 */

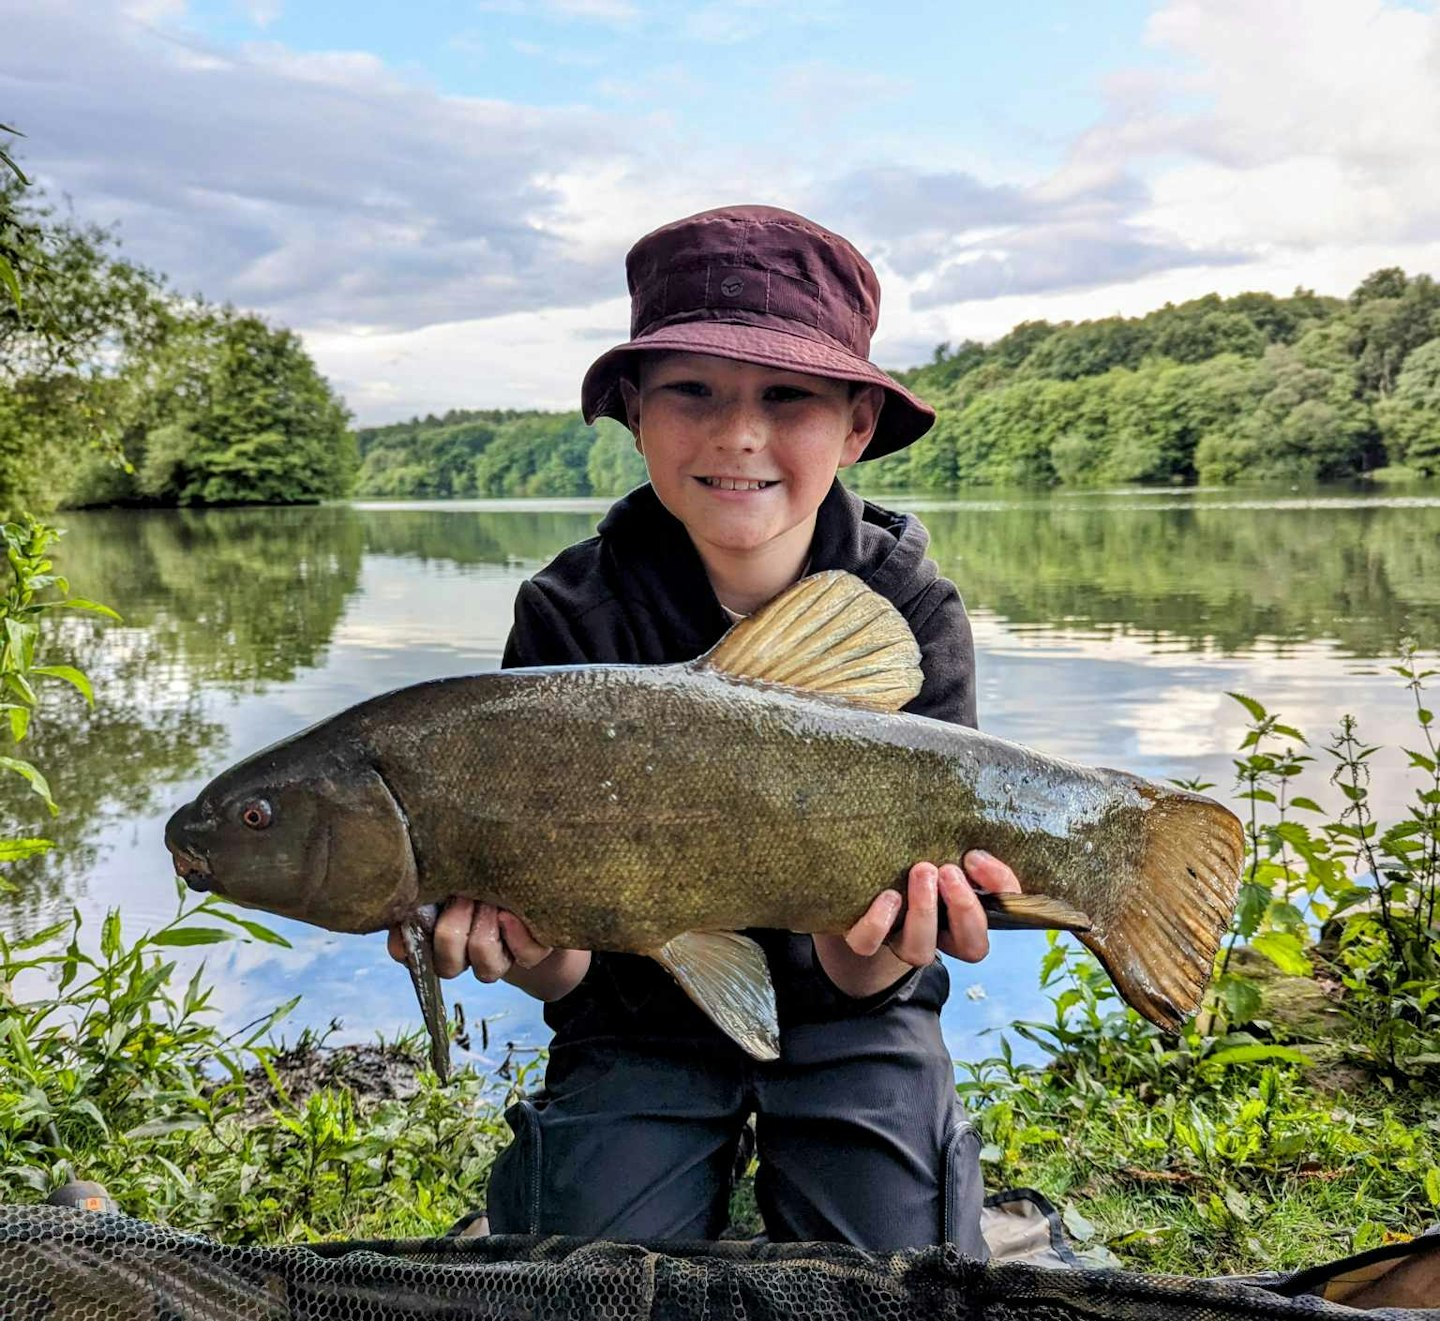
xmin=696 ymin=477 xmax=778 ymax=491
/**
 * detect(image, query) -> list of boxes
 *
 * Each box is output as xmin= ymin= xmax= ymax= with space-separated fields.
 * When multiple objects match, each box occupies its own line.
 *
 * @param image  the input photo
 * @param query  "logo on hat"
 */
xmin=719 ymin=276 xmax=744 ymax=298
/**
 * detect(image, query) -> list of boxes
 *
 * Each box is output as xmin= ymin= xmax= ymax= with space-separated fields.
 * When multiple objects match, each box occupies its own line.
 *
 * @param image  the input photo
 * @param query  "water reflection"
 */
xmin=1 ymin=486 xmax=1436 ymax=1068
xmin=1 ymin=506 xmax=365 ymax=918
xmin=914 ymin=490 xmax=1440 ymax=657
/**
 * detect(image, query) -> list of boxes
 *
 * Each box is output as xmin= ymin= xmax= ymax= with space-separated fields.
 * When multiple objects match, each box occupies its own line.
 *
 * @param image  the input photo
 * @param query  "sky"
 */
xmin=5 ymin=0 xmax=1440 ymax=423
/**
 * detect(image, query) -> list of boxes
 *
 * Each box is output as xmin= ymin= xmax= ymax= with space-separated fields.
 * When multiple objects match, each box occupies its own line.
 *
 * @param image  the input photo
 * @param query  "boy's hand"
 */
xmin=814 ymin=851 xmax=1022 ymax=998
xmin=386 ymin=898 xmax=591 ymax=1001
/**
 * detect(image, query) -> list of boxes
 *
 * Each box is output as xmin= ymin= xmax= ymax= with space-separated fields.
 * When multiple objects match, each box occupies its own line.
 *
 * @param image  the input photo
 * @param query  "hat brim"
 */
xmin=580 ymin=321 xmax=934 ymax=462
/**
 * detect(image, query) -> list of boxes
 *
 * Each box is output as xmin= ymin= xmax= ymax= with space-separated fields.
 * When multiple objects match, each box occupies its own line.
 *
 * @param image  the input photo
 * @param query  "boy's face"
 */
xmin=620 ymin=352 xmax=882 ymax=561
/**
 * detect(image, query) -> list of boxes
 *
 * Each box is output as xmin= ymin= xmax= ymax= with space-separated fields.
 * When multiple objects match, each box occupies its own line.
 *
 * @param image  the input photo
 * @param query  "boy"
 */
xmin=391 ymin=205 xmax=1019 ymax=1255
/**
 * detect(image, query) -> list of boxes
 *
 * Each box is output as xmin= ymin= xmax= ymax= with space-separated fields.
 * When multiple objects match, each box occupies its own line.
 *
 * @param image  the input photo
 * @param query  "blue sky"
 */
xmin=5 ymin=1 xmax=1440 ymax=421
xmin=180 ymin=0 xmax=1164 ymax=174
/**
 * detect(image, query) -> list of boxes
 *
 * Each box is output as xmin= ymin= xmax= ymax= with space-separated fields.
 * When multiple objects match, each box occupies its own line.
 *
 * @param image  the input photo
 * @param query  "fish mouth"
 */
xmin=168 ymin=842 xmax=215 ymax=893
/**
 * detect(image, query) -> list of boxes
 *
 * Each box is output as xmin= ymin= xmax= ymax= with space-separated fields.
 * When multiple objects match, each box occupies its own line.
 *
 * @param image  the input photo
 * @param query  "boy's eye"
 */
xmin=660 ymin=380 xmax=709 ymax=397
xmin=764 ymin=386 xmax=812 ymax=403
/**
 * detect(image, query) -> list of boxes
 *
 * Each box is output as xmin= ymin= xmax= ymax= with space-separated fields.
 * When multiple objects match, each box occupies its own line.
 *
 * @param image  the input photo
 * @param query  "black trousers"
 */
xmin=486 ymin=1008 xmax=987 ymax=1257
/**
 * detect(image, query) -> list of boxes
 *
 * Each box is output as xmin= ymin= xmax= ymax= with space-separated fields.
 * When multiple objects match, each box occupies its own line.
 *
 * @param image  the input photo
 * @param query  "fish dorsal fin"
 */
xmin=654 ymin=931 xmax=779 ymax=1061
xmin=695 ymin=570 xmax=923 ymax=713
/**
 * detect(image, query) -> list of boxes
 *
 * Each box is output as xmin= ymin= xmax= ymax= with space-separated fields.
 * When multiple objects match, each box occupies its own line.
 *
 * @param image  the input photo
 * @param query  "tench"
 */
xmin=165 ymin=572 xmax=1244 ymax=1079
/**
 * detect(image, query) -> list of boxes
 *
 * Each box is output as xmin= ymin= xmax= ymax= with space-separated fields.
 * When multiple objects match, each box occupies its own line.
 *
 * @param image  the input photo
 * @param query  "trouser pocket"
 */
xmin=486 ymin=1097 xmax=545 ymax=1235
xmin=942 ymin=1108 xmax=989 ymax=1260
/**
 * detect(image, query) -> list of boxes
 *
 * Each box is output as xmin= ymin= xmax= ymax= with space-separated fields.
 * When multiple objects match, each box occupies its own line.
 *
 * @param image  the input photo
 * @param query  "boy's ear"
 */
xmin=839 ymin=384 xmax=885 ymax=467
xmin=619 ymin=377 xmax=643 ymax=450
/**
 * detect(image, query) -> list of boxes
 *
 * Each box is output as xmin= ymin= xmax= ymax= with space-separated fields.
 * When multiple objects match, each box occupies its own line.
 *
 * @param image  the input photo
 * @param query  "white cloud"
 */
xmin=238 ymin=0 xmax=282 ymax=27
xmin=476 ymin=0 xmax=638 ymax=21
xmin=10 ymin=0 xmax=1440 ymax=425
xmin=1101 ymin=0 xmax=1440 ymax=251
xmin=6 ymin=1 xmax=639 ymax=331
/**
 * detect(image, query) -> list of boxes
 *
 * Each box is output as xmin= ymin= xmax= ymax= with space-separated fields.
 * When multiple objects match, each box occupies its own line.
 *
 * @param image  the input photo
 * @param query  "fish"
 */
xmin=164 ymin=571 xmax=1244 ymax=1079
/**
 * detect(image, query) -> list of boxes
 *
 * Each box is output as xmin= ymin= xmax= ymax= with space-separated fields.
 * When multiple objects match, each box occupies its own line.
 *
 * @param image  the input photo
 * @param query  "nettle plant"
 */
xmin=1 ymin=516 xmax=118 ymax=882
xmin=1216 ymin=644 xmax=1440 ymax=1077
xmin=1011 ymin=644 xmax=1440 ymax=1084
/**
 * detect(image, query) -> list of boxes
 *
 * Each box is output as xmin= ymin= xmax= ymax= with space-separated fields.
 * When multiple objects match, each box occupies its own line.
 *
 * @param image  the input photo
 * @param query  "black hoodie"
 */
xmin=501 ymin=479 xmax=977 ymax=1044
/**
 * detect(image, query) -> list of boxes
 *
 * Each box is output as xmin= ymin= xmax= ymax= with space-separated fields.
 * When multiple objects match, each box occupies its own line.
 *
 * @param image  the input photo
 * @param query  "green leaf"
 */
xmin=148 ymin=927 xmax=234 ymax=947
xmin=1220 ymin=977 xmax=1263 ymax=1026
xmin=29 ymin=664 xmax=95 ymax=706
xmin=0 ymin=837 xmax=51 ymax=861
xmin=100 ymin=911 xmax=122 ymax=961
xmin=57 ymin=597 xmax=122 ymax=622
xmin=13 ymin=918 xmax=67 ymax=950
xmin=0 ymin=254 xmax=21 ymax=310
xmin=1228 ymin=692 xmax=1268 ymax=722
xmin=7 ymin=704 xmax=29 ymax=742
xmin=1250 ymin=931 xmax=1313 ymax=977
xmin=1206 ymin=1043 xmax=1311 ymax=1067
xmin=0 ymin=756 xmax=57 ymax=813
xmin=1290 ymin=796 xmax=1324 ymax=813
xmin=209 ymin=909 xmax=292 ymax=947
xmin=1424 ymin=1167 xmax=1440 ymax=1209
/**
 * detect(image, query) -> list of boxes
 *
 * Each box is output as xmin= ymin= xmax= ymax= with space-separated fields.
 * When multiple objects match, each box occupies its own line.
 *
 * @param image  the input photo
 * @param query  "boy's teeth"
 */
xmin=702 ymin=477 xmax=773 ymax=491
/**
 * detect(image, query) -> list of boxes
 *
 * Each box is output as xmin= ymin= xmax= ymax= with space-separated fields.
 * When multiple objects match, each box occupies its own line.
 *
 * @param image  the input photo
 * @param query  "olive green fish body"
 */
xmin=359 ymin=665 xmax=1151 ymax=952
xmin=166 ymin=571 xmax=1243 ymax=1071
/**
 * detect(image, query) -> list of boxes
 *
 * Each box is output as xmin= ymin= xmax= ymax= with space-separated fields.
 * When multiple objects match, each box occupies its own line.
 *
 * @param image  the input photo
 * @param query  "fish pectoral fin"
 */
xmin=694 ymin=570 xmax=923 ymax=713
xmin=654 ymin=932 xmax=779 ymax=1061
xmin=400 ymin=906 xmax=452 ymax=1084
xmin=978 ymin=893 xmax=1093 ymax=932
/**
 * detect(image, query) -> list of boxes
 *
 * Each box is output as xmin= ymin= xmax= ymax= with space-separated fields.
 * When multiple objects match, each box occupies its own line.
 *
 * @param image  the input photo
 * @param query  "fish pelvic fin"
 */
xmin=1082 ymin=788 xmax=1246 ymax=1032
xmin=654 ymin=931 xmax=780 ymax=1061
xmin=400 ymin=905 xmax=452 ymax=1083
xmin=695 ymin=570 xmax=923 ymax=713
xmin=979 ymin=893 xmax=1092 ymax=932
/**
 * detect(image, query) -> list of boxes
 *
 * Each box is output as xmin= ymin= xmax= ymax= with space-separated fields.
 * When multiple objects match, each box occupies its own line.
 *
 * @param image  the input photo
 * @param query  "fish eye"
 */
xmin=240 ymin=799 xmax=273 ymax=830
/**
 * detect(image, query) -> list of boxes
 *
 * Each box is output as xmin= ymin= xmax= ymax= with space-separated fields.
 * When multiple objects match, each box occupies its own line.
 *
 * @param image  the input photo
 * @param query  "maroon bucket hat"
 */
xmin=580 ymin=205 xmax=935 ymax=461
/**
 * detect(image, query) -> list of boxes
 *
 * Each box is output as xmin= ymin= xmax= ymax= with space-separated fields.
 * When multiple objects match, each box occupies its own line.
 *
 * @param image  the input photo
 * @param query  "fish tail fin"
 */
xmin=1080 ymin=788 xmax=1245 ymax=1031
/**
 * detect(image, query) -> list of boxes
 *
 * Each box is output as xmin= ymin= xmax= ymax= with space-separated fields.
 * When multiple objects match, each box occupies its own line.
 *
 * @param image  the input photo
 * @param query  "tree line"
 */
xmin=0 ymin=175 xmax=354 ymax=514
xmin=3 ymin=151 xmax=1437 ymax=512
xmin=352 ymin=272 xmax=1440 ymax=499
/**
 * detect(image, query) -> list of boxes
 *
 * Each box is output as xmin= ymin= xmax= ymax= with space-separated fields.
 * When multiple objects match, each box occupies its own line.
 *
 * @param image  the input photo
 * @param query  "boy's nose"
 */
xmin=713 ymin=404 xmax=767 ymax=451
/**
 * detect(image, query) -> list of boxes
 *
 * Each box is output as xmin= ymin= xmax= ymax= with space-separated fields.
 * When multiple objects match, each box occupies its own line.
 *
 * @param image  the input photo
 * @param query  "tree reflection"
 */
xmin=918 ymin=495 xmax=1440 ymax=656
xmin=52 ymin=505 xmax=365 ymax=685
xmin=355 ymin=507 xmax=597 ymax=569
xmin=1 ymin=506 xmax=366 ymax=922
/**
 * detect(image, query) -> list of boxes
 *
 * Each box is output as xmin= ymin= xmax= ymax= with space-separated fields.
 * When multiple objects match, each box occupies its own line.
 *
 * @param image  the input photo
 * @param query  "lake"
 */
xmin=4 ymin=483 xmax=1439 ymax=1073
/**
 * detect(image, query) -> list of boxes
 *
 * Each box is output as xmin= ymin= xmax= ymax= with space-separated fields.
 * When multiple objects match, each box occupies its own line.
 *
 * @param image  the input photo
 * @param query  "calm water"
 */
xmin=4 ymin=484 xmax=1439 ymax=1071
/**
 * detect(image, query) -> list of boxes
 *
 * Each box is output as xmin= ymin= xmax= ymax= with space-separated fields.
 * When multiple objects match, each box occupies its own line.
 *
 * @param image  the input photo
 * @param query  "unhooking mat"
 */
xmin=2 ymin=1200 xmax=1437 ymax=1319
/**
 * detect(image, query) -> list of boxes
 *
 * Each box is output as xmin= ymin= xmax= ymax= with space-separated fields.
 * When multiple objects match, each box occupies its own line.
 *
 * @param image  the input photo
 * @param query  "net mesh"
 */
xmin=2 ymin=1205 xmax=1435 ymax=1320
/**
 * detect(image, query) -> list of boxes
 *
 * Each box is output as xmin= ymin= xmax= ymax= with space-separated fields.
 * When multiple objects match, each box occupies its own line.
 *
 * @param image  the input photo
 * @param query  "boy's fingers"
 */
xmin=432 ymin=897 xmax=477 ymax=979
xmin=939 ymin=863 xmax=990 ymax=962
xmin=962 ymin=848 xmax=1022 ymax=894
xmin=385 ymin=925 xmax=406 ymax=964
xmin=468 ymin=903 xmax=514 ymax=983
xmin=498 ymin=911 xmax=553 ymax=969
xmin=844 ymin=888 xmax=903 ymax=957
xmin=891 ymin=862 xmax=940 ymax=967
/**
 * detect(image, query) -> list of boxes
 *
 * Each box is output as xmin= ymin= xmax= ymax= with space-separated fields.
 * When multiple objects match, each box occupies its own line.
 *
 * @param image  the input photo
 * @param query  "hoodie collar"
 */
xmin=598 ymin=479 xmax=928 ymax=643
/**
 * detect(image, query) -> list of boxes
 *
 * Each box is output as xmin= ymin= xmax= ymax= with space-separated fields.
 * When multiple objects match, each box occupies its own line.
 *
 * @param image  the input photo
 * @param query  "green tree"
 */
xmin=0 ymin=177 xmax=170 ymax=513
xmin=1347 ymin=273 xmax=1440 ymax=399
xmin=101 ymin=310 xmax=356 ymax=506
xmin=586 ymin=420 xmax=648 ymax=496
xmin=1021 ymin=318 xmax=1151 ymax=381
xmin=0 ymin=125 xmax=29 ymax=310
xmin=1153 ymin=309 xmax=1266 ymax=364
xmin=1377 ymin=338 xmax=1440 ymax=475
